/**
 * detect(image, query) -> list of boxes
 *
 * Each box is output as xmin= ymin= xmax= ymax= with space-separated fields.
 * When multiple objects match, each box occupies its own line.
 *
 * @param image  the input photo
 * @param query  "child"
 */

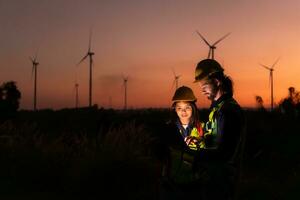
xmin=169 ymin=85 xmax=204 ymax=151
xmin=160 ymin=86 xmax=204 ymax=197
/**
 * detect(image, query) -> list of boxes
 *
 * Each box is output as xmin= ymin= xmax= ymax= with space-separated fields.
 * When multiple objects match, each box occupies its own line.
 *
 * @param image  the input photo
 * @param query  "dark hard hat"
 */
xmin=194 ymin=59 xmax=224 ymax=82
xmin=172 ymin=86 xmax=197 ymax=102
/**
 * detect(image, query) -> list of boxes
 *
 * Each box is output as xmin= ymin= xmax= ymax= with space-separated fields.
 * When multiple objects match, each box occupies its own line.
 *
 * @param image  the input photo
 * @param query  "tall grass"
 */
xmin=0 ymin=117 xmax=161 ymax=199
xmin=0 ymin=108 xmax=300 ymax=199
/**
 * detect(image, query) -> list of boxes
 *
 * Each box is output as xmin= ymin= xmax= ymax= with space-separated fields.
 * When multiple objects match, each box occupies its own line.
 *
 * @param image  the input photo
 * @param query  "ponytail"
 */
xmin=209 ymin=72 xmax=234 ymax=97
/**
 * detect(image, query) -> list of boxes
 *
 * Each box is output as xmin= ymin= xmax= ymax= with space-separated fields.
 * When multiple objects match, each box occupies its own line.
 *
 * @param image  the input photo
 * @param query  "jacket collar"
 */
xmin=210 ymin=93 xmax=232 ymax=109
xmin=175 ymin=119 xmax=192 ymax=138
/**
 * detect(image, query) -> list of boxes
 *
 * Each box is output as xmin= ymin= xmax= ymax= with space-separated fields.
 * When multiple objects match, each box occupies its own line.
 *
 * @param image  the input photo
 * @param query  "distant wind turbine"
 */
xmin=74 ymin=81 xmax=79 ymax=108
xmin=108 ymin=96 xmax=112 ymax=109
xmin=123 ymin=75 xmax=128 ymax=110
xmin=259 ymin=58 xmax=280 ymax=111
xmin=195 ymin=30 xmax=230 ymax=60
xmin=172 ymin=67 xmax=181 ymax=90
xmin=78 ymin=29 xmax=95 ymax=107
xmin=29 ymin=54 xmax=39 ymax=111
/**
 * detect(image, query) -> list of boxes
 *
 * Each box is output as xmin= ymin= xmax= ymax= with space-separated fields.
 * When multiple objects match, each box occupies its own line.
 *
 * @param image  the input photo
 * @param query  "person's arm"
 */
xmin=216 ymin=103 xmax=244 ymax=162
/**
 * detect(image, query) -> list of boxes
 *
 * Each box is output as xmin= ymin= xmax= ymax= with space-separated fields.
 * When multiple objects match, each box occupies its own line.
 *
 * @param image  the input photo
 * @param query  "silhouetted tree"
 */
xmin=279 ymin=86 xmax=299 ymax=118
xmin=255 ymin=95 xmax=266 ymax=112
xmin=0 ymin=81 xmax=21 ymax=119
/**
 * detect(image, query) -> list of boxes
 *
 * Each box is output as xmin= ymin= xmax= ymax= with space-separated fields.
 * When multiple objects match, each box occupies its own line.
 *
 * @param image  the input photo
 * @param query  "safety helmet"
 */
xmin=194 ymin=59 xmax=224 ymax=82
xmin=172 ymin=86 xmax=197 ymax=102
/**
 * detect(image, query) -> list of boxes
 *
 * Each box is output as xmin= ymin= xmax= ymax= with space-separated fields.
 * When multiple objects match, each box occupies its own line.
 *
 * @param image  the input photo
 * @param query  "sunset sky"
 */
xmin=1 ymin=0 xmax=300 ymax=110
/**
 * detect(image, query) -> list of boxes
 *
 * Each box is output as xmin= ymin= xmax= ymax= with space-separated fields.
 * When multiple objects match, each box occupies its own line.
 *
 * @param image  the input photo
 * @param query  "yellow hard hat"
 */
xmin=194 ymin=59 xmax=224 ymax=82
xmin=172 ymin=86 xmax=197 ymax=102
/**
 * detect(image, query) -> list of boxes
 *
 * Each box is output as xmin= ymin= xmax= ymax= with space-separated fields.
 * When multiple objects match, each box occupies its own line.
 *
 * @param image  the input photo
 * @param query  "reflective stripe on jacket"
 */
xmin=204 ymin=98 xmax=239 ymax=150
xmin=177 ymin=124 xmax=204 ymax=151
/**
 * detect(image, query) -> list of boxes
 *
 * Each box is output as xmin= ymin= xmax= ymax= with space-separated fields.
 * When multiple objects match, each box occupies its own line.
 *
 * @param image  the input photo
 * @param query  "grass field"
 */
xmin=0 ymin=107 xmax=299 ymax=199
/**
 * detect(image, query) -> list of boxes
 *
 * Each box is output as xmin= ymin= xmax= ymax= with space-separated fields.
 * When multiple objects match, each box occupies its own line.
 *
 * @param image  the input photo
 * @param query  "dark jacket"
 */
xmin=216 ymin=95 xmax=245 ymax=165
xmin=192 ymin=94 xmax=246 ymax=200
xmin=197 ymin=94 xmax=245 ymax=166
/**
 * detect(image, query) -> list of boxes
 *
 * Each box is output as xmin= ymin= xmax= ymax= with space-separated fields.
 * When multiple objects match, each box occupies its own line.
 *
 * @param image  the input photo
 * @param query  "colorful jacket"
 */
xmin=163 ymin=121 xmax=204 ymax=184
xmin=200 ymin=94 xmax=245 ymax=165
xmin=175 ymin=120 xmax=204 ymax=150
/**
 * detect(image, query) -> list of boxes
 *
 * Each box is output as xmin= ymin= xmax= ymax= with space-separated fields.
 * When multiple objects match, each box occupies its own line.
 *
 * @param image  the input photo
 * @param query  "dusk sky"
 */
xmin=1 ymin=0 xmax=300 ymax=110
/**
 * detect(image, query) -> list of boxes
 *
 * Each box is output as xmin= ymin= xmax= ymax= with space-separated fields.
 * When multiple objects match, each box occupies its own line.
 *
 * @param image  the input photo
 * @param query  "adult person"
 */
xmin=193 ymin=59 xmax=246 ymax=200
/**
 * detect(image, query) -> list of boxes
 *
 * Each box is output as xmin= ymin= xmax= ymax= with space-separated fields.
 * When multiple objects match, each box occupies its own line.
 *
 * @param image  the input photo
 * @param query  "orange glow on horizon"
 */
xmin=1 ymin=1 xmax=300 ymax=110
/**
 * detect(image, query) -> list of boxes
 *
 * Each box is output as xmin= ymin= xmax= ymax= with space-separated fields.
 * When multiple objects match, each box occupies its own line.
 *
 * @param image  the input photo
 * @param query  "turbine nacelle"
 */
xmin=196 ymin=30 xmax=230 ymax=59
xmin=30 ymin=57 xmax=39 ymax=66
xmin=122 ymin=75 xmax=129 ymax=84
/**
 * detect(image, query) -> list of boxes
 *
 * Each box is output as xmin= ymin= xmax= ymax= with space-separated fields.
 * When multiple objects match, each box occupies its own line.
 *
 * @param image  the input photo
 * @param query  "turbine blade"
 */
xmin=88 ymin=28 xmax=93 ymax=52
xmin=172 ymin=79 xmax=176 ymax=89
xmin=208 ymin=49 xmax=211 ymax=59
xmin=171 ymin=67 xmax=176 ymax=77
xmin=72 ymin=83 xmax=76 ymax=93
xmin=122 ymin=74 xmax=129 ymax=82
xmin=74 ymin=71 xmax=78 ymax=84
xmin=213 ymin=32 xmax=231 ymax=46
xmin=271 ymin=57 xmax=280 ymax=69
xmin=259 ymin=64 xmax=271 ymax=70
xmin=77 ymin=54 xmax=88 ymax=65
xmin=31 ymin=65 xmax=36 ymax=81
xmin=196 ymin=30 xmax=211 ymax=46
xmin=30 ymin=56 xmax=34 ymax=80
xmin=34 ymin=49 xmax=39 ymax=61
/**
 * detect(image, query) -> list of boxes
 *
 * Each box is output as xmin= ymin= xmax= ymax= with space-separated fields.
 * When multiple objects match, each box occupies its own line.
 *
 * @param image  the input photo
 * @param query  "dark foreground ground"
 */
xmin=0 ymin=107 xmax=299 ymax=199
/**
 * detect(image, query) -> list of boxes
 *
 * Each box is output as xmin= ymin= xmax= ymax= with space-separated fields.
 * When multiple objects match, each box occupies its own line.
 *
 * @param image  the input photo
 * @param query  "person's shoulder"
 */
xmin=220 ymin=98 xmax=244 ymax=117
xmin=222 ymin=98 xmax=242 ymax=109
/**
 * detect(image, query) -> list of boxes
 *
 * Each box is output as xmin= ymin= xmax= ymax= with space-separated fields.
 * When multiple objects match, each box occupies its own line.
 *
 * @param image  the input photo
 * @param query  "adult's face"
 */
xmin=198 ymin=78 xmax=219 ymax=101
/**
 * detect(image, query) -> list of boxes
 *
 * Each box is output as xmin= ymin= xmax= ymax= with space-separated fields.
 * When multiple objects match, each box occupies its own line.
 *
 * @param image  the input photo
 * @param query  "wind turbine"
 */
xmin=78 ymin=29 xmax=95 ymax=107
xmin=108 ymin=96 xmax=112 ymax=109
xmin=29 ymin=54 xmax=39 ymax=111
xmin=171 ymin=67 xmax=181 ymax=90
xmin=74 ymin=81 xmax=79 ymax=108
xmin=259 ymin=58 xmax=280 ymax=111
xmin=195 ymin=30 xmax=230 ymax=60
xmin=123 ymin=75 xmax=128 ymax=110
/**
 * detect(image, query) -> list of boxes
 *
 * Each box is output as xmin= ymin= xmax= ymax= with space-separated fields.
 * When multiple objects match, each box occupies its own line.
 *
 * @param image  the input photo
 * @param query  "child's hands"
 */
xmin=184 ymin=136 xmax=199 ymax=145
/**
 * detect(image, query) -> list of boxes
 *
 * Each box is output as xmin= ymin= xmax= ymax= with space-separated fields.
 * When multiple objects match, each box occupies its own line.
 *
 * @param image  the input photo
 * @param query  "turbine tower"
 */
xmin=123 ymin=76 xmax=128 ymax=110
xmin=172 ymin=67 xmax=181 ymax=90
xmin=109 ymin=96 xmax=112 ymax=109
xmin=260 ymin=58 xmax=280 ymax=111
xmin=30 ymin=54 xmax=39 ymax=111
xmin=74 ymin=82 xmax=79 ymax=108
xmin=78 ymin=29 xmax=95 ymax=107
xmin=196 ymin=30 xmax=230 ymax=60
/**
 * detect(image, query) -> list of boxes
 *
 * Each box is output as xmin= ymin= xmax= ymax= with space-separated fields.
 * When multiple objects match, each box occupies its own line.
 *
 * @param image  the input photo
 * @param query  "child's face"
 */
xmin=175 ymin=101 xmax=192 ymax=125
